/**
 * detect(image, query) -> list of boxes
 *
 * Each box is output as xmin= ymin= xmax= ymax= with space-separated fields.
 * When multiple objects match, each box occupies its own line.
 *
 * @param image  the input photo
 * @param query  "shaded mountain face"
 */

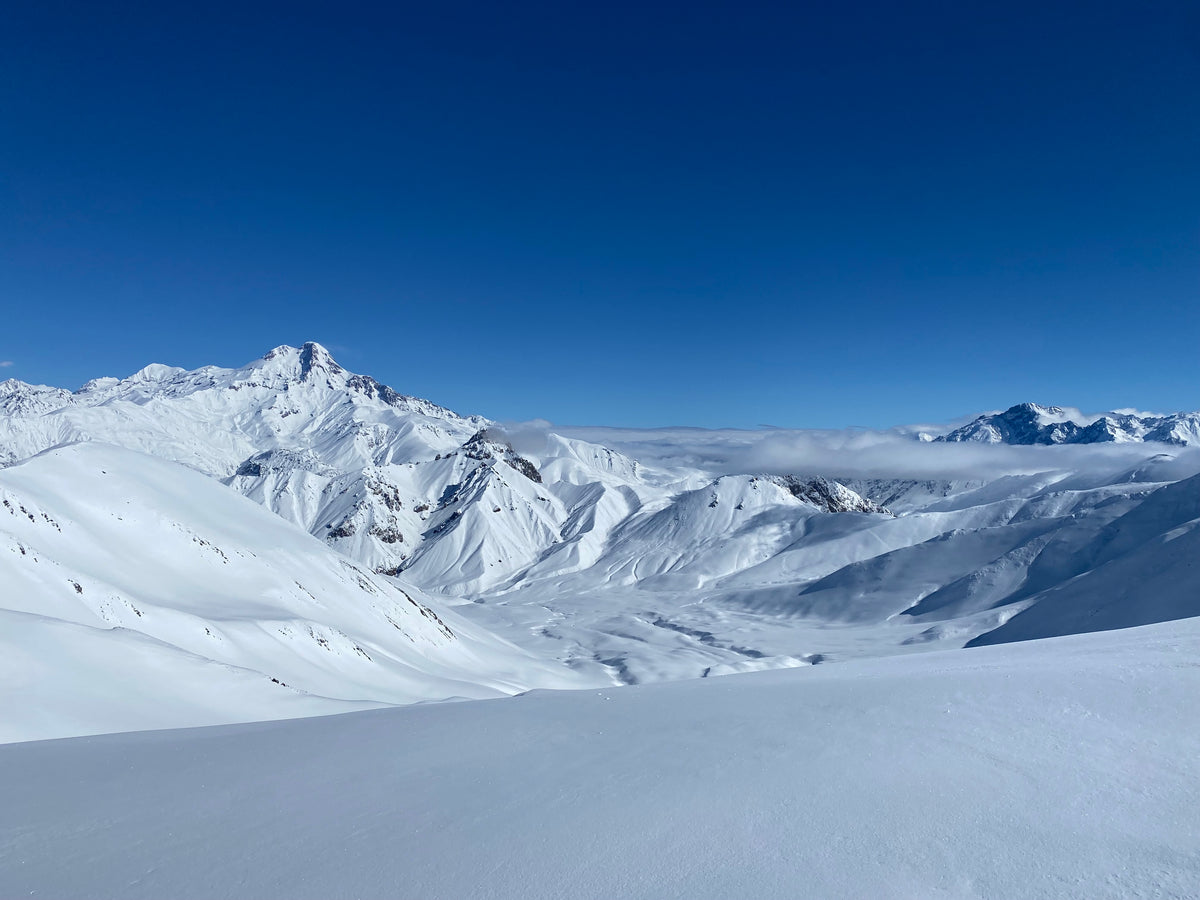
xmin=938 ymin=402 xmax=1200 ymax=446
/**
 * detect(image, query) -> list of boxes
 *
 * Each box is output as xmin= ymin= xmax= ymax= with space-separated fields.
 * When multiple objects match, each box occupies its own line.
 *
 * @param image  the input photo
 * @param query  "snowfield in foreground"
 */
xmin=3 ymin=617 xmax=1198 ymax=900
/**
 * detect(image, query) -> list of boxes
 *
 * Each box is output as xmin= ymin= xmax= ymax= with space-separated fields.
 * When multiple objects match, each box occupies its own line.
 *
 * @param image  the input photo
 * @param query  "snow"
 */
xmin=6 ymin=343 xmax=1200 ymax=896
xmin=0 ymin=442 xmax=590 ymax=742
xmin=8 ymin=344 xmax=1200 ymax=718
xmin=3 ymin=618 xmax=1198 ymax=899
xmin=0 ymin=607 xmax=374 ymax=741
xmin=969 ymin=471 xmax=1200 ymax=645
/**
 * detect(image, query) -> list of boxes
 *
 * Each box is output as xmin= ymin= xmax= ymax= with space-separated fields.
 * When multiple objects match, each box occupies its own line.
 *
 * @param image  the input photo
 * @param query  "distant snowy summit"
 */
xmin=937 ymin=402 xmax=1200 ymax=446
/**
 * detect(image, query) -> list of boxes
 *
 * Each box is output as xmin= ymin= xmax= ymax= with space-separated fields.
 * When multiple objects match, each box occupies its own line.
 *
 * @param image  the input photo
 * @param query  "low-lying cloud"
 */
xmin=506 ymin=422 xmax=1200 ymax=484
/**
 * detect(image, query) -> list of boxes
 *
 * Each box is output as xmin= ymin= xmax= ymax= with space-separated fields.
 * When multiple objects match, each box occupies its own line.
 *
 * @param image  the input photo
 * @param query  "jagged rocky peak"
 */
xmin=770 ymin=475 xmax=890 ymax=515
xmin=1009 ymin=402 xmax=1070 ymax=421
xmin=461 ymin=427 xmax=509 ymax=457
xmin=259 ymin=342 xmax=343 ymax=383
xmin=459 ymin=428 xmax=543 ymax=483
xmin=298 ymin=341 xmax=343 ymax=380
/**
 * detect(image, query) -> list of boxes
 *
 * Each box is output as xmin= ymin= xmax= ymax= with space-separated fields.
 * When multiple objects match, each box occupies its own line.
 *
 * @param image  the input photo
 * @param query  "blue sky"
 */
xmin=2 ymin=1 xmax=1198 ymax=428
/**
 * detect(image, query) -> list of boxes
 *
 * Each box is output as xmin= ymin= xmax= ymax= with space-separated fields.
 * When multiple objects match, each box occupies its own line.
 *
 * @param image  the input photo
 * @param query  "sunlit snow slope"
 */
xmin=0 ymin=442 xmax=587 ymax=741
xmin=3 ymin=618 xmax=1197 ymax=900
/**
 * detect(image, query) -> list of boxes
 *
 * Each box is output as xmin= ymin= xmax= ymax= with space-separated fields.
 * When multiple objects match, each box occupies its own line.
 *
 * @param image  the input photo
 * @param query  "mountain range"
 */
xmin=4 ymin=343 xmax=1200 ymax=741
xmin=938 ymin=401 xmax=1200 ymax=445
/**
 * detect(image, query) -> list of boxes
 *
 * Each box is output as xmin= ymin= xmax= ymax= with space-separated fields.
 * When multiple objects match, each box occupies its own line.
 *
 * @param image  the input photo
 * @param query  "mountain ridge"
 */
xmin=937 ymin=401 xmax=1200 ymax=446
xmin=6 ymin=343 xmax=1200 ymax=740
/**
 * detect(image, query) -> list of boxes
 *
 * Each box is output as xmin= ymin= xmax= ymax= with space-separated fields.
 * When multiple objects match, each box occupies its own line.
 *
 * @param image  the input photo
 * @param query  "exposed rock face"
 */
xmin=771 ymin=475 xmax=891 ymax=514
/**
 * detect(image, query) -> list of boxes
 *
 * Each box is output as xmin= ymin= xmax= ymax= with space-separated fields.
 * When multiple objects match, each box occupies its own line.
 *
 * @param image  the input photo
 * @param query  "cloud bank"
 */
xmin=507 ymin=422 xmax=1200 ymax=484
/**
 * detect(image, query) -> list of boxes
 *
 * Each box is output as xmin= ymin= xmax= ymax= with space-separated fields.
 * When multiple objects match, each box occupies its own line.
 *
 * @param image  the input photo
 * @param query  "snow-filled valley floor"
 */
xmin=4 ymin=344 xmax=1200 ymax=896
xmin=3 ymin=617 xmax=1199 ymax=900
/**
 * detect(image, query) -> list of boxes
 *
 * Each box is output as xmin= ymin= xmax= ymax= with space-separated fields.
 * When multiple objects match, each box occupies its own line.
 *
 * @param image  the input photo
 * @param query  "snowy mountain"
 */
xmin=0 ymin=343 xmax=894 ymax=601
xmin=938 ymin=401 xmax=1200 ymax=445
xmin=6 ymin=343 xmax=1200 ymax=741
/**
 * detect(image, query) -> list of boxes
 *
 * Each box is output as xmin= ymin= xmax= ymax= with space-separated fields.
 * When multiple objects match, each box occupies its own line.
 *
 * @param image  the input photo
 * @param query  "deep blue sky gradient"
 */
xmin=2 ymin=1 xmax=1198 ymax=427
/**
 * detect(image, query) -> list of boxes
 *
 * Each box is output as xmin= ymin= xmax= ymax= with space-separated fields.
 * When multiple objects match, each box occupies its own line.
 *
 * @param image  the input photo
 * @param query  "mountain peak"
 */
xmin=1011 ymin=402 xmax=1060 ymax=415
xmin=298 ymin=342 xmax=342 ymax=381
xmin=258 ymin=342 xmax=343 ymax=383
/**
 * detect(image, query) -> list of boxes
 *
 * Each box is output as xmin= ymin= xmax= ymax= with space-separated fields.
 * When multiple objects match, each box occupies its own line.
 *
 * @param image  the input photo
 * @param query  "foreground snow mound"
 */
xmin=2 ymin=617 xmax=1197 ymax=899
xmin=0 ymin=442 xmax=590 ymax=742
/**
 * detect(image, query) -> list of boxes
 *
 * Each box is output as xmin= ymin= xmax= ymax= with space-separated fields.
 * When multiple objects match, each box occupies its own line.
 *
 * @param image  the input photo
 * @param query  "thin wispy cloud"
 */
xmin=0 ymin=361 xmax=13 ymax=368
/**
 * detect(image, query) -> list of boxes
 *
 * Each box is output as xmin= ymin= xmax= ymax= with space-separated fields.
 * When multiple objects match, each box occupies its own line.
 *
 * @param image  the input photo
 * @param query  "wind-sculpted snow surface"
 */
xmin=6 ymin=343 xmax=1200 ymax=735
xmin=3 ymin=618 xmax=1198 ymax=899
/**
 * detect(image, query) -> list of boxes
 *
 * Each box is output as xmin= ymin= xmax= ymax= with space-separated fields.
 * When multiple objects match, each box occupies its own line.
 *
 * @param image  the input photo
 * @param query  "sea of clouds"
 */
xmin=504 ymin=420 xmax=1200 ymax=484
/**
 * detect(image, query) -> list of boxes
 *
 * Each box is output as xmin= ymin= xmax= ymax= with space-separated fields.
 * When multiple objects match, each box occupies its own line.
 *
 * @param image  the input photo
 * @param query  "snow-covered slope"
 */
xmin=460 ymin=452 xmax=1200 ymax=683
xmin=4 ymin=617 xmax=1197 ymax=899
xmin=968 ymin=469 xmax=1200 ymax=645
xmin=0 ymin=442 xmax=588 ymax=742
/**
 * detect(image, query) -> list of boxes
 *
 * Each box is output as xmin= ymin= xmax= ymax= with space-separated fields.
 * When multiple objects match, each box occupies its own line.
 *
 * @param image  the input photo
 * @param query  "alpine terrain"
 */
xmin=3 ymin=344 xmax=1199 ymax=897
